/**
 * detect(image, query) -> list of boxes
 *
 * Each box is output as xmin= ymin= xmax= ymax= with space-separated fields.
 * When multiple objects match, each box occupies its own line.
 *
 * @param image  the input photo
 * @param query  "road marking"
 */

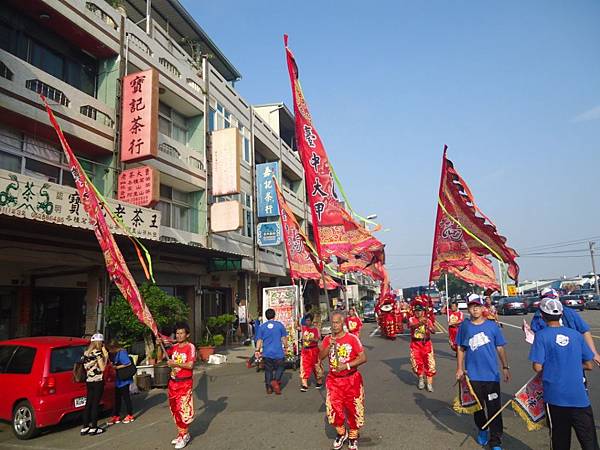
xmin=435 ymin=322 xmax=447 ymax=334
xmin=369 ymin=326 xmax=381 ymax=337
xmin=498 ymin=321 xmax=522 ymax=330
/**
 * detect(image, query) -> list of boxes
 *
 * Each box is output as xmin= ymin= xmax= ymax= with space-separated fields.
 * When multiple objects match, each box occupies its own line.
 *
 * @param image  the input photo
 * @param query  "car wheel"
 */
xmin=13 ymin=400 xmax=39 ymax=440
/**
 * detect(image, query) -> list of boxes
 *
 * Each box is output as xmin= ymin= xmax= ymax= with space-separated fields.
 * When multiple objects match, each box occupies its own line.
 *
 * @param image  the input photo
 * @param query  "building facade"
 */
xmin=0 ymin=0 xmax=315 ymax=342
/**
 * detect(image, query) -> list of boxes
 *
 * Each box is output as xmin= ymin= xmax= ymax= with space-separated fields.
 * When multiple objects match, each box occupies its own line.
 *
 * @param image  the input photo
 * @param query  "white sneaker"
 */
xmin=171 ymin=436 xmax=180 ymax=445
xmin=174 ymin=436 xmax=188 ymax=449
xmin=182 ymin=434 xmax=191 ymax=444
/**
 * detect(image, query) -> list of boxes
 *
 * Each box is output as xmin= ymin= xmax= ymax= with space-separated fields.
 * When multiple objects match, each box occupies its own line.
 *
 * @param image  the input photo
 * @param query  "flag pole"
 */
xmin=429 ymin=145 xmax=448 ymax=284
xmin=480 ymin=374 xmax=537 ymax=429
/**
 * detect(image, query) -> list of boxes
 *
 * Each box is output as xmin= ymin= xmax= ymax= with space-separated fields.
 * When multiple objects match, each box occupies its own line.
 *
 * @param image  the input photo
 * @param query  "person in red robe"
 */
xmin=408 ymin=304 xmax=436 ymax=392
xmin=345 ymin=307 xmax=363 ymax=337
xmin=447 ymin=301 xmax=464 ymax=354
xmin=378 ymin=298 xmax=397 ymax=340
xmin=320 ymin=312 xmax=367 ymax=450
xmin=300 ymin=313 xmax=324 ymax=391
xmin=157 ymin=323 xmax=196 ymax=449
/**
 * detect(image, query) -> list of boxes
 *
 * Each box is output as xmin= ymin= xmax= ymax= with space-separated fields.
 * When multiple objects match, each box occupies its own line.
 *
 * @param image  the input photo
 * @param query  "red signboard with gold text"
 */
xmin=118 ymin=165 xmax=159 ymax=207
xmin=120 ymin=69 xmax=158 ymax=163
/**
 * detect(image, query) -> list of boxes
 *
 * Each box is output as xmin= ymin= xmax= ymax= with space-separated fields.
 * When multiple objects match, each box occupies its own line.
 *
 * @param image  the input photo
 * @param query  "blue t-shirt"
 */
xmin=256 ymin=320 xmax=288 ymax=359
xmin=113 ymin=349 xmax=133 ymax=388
xmin=528 ymin=326 xmax=594 ymax=408
xmin=531 ymin=307 xmax=590 ymax=334
xmin=457 ymin=319 xmax=507 ymax=382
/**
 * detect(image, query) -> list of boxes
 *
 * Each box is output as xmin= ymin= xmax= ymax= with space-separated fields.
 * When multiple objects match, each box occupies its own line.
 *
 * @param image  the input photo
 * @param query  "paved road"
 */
xmin=2 ymin=310 xmax=600 ymax=449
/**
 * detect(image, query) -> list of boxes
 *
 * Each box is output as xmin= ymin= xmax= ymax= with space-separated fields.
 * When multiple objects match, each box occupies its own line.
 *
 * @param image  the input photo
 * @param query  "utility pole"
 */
xmin=589 ymin=242 xmax=600 ymax=296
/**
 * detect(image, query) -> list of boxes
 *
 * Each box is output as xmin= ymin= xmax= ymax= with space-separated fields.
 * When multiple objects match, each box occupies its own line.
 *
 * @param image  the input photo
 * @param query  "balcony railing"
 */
xmin=159 ymin=57 xmax=181 ymax=79
xmin=85 ymin=2 xmax=118 ymax=30
xmin=127 ymin=32 xmax=153 ymax=56
xmin=25 ymin=79 xmax=70 ymax=107
xmin=159 ymin=142 xmax=181 ymax=159
xmin=0 ymin=61 xmax=13 ymax=81
xmin=80 ymin=105 xmax=115 ymax=128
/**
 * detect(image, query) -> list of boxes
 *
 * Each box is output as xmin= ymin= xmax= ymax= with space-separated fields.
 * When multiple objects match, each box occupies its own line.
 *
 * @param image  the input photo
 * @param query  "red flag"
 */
xmin=284 ymin=35 xmax=383 ymax=262
xmin=511 ymin=373 xmax=545 ymax=431
xmin=43 ymin=98 xmax=159 ymax=336
xmin=429 ymin=146 xmax=519 ymax=287
xmin=274 ymin=178 xmax=324 ymax=283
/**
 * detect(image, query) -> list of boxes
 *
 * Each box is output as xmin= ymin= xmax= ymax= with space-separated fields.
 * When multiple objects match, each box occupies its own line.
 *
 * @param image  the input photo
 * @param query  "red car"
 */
xmin=0 ymin=336 xmax=115 ymax=439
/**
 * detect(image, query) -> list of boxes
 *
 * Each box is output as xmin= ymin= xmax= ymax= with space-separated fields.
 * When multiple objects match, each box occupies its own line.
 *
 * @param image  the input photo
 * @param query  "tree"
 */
xmin=106 ymin=283 xmax=190 ymax=361
xmin=435 ymin=273 xmax=474 ymax=298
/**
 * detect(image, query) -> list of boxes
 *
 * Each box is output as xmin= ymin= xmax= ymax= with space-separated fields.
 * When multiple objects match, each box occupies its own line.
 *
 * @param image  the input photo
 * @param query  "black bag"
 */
xmin=116 ymin=356 xmax=136 ymax=381
xmin=73 ymin=362 xmax=86 ymax=383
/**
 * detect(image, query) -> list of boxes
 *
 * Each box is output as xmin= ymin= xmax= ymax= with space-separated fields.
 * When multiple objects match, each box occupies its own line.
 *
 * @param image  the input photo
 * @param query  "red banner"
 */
xmin=284 ymin=35 xmax=383 ymax=262
xmin=43 ymin=98 xmax=159 ymax=336
xmin=274 ymin=178 xmax=323 ymax=282
xmin=511 ymin=373 xmax=545 ymax=431
xmin=429 ymin=146 xmax=519 ymax=287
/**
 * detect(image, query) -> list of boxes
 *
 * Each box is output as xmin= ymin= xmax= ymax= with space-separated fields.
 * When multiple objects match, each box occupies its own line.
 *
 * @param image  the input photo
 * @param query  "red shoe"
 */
xmin=107 ymin=415 xmax=121 ymax=425
xmin=122 ymin=415 xmax=135 ymax=423
xmin=271 ymin=380 xmax=281 ymax=395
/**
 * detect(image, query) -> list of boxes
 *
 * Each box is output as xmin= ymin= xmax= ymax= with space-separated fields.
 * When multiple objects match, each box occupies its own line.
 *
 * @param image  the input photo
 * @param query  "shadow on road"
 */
xmin=413 ymin=393 xmax=536 ymax=449
xmin=381 ymin=357 xmax=417 ymax=387
xmin=133 ymin=390 xmax=167 ymax=419
xmin=190 ymin=371 xmax=229 ymax=438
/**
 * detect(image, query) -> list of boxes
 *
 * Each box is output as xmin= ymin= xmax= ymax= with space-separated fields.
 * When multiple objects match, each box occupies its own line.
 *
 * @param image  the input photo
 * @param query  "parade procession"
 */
xmin=0 ymin=1 xmax=599 ymax=449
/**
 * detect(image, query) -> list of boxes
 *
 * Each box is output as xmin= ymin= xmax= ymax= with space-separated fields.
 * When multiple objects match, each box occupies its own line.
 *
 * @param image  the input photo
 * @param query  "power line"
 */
xmin=519 ymin=236 xmax=600 ymax=252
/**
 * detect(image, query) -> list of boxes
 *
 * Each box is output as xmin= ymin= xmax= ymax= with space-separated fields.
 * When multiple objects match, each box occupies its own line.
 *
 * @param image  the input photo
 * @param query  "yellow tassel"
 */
xmin=511 ymin=400 xmax=546 ymax=431
xmin=452 ymin=395 xmax=482 ymax=415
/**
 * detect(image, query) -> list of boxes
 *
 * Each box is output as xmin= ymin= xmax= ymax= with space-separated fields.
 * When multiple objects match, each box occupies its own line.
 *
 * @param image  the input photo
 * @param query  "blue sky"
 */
xmin=182 ymin=0 xmax=600 ymax=287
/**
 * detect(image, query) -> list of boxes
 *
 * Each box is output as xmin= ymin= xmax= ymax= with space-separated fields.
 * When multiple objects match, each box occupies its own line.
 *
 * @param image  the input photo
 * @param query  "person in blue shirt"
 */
xmin=529 ymin=298 xmax=598 ymax=450
xmin=530 ymin=288 xmax=600 ymax=367
xmin=255 ymin=308 xmax=288 ymax=395
xmin=456 ymin=294 xmax=511 ymax=450
xmin=106 ymin=339 xmax=135 ymax=425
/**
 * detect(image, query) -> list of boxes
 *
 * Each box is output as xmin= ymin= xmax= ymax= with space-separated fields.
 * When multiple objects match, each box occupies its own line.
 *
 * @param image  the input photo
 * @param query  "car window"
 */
xmin=6 ymin=346 xmax=36 ymax=374
xmin=50 ymin=345 xmax=86 ymax=373
xmin=0 ymin=345 xmax=18 ymax=372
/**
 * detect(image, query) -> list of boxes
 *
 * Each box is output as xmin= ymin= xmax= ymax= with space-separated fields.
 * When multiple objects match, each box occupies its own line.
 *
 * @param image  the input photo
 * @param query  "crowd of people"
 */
xmin=75 ymin=286 xmax=600 ymax=450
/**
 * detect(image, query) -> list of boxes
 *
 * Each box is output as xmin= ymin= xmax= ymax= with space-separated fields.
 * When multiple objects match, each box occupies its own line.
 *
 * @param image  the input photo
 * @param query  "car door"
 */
xmin=0 ymin=345 xmax=37 ymax=420
xmin=48 ymin=345 xmax=87 ymax=412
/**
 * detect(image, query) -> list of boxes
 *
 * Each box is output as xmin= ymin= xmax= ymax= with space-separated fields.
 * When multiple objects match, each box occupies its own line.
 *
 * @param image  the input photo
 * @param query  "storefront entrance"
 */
xmin=31 ymin=288 xmax=86 ymax=337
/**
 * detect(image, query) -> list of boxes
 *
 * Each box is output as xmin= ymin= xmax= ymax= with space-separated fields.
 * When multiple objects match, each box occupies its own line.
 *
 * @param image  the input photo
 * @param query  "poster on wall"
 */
xmin=262 ymin=285 xmax=298 ymax=359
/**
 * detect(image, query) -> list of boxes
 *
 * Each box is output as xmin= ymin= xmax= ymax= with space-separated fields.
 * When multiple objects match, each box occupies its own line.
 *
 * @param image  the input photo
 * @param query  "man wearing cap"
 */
xmin=531 ymin=288 xmax=600 ymax=366
xmin=456 ymin=294 xmax=510 ymax=450
xmin=529 ymin=297 xmax=598 ymax=450
xmin=409 ymin=303 xmax=436 ymax=391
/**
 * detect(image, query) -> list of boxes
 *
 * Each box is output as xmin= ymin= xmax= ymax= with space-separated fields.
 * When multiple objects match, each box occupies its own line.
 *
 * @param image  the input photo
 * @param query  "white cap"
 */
xmin=540 ymin=298 xmax=563 ymax=316
xmin=540 ymin=288 xmax=559 ymax=299
xmin=467 ymin=293 xmax=484 ymax=305
xmin=91 ymin=333 xmax=104 ymax=342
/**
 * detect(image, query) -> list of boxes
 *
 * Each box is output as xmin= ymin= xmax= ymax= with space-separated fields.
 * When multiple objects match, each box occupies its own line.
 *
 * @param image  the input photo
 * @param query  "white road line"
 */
xmin=498 ymin=321 xmax=522 ymax=330
xmin=369 ymin=326 xmax=380 ymax=337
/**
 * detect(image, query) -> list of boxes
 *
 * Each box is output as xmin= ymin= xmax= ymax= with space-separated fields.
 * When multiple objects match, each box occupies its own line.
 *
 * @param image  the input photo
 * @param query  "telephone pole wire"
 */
xmin=589 ymin=242 xmax=600 ymax=296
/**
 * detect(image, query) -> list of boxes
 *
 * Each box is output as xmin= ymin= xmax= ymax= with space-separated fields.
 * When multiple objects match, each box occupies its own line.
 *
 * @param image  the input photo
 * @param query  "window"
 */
xmin=0 ymin=150 xmax=20 ymax=173
xmin=156 ymin=184 xmax=194 ymax=232
xmin=51 ymin=345 xmax=85 ymax=373
xmin=243 ymin=136 xmax=251 ymax=164
xmin=24 ymin=158 xmax=60 ymax=183
xmin=0 ymin=6 xmax=98 ymax=96
xmin=0 ymin=345 xmax=17 ymax=372
xmin=159 ymin=103 xmax=188 ymax=145
xmin=209 ymin=100 xmax=249 ymax=162
xmin=241 ymin=192 xmax=253 ymax=238
xmin=5 ymin=346 xmax=36 ymax=374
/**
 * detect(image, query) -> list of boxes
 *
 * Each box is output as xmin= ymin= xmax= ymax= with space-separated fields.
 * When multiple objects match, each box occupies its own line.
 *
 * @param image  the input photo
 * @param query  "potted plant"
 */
xmin=196 ymin=314 xmax=235 ymax=361
xmin=106 ymin=283 xmax=190 ymax=365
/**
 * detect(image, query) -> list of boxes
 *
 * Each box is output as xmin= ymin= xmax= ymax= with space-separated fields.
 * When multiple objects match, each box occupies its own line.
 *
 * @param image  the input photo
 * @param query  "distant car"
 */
xmin=561 ymin=294 xmax=585 ymax=311
xmin=457 ymin=302 xmax=468 ymax=311
xmin=432 ymin=302 xmax=443 ymax=315
xmin=497 ymin=297 xmax=527 ymax=315
xmin=585 ymin=295 xmax=600 ymax=310
xmin=363 ymin=302 xmax=376 ymax=323
xmin=0 ymin=337 xmax=116 ymax=440
xmin=527 ymin=296 xmax=541 ymax=313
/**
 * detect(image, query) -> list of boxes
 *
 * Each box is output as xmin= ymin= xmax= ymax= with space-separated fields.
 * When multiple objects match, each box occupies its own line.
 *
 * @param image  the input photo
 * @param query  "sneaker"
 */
xmin=122 ymin=415 xmax=135 ymax=423
xmin=332 ymin=432 xmax=348 ymax=450
xmin=315 ymin=383 xmax=324 ymax=389
xmin=171 ymin=436 xmax=180 ymax=445
xmin=348 ymin=438 xmax=359 ymax=450
xmin=266 ymin=385 xmax=273 ymax=394
xmin=80 ymin=427 xmax=90 ymax=436
xmin=300 ymin=385 xmax=308 ymax=392
xmin=476 ymin=429 xmax=489 ymax=446
xmin=426 ymin=383 xmax=434 ymax=392
xmin=182 ymin=434 xmax=191 ymax=445
xmin=271 ymin=380 xmax=281 ymax=395
xmin=87 ymin=427 xmax=104 ymax=435
xmin=107 ymin=416 xmax=121 ymax=425
xmin=174 ymin=436 xmax=187 ymax=449
xmin=417 ymin=377 xmax=425 ymax=390
xmin=491 ymin=447 xmax=502 ymax=450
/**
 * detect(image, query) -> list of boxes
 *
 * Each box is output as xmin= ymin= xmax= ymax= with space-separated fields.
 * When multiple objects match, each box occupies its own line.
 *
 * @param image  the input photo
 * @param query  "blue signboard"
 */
xmin=256 ymin=161 xmax=280 ymax=217
xmin=257 ymin=222 xmax=282 ymax=247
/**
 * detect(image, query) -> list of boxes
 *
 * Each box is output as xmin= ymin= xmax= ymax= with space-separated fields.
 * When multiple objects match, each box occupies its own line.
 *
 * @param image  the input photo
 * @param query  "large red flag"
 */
xmin=274 ymin=178 xmax=336 ymax=288
xmin=43 ymin=98 xmax=159 ymax=336
xmin=284 ymin=35 xmax=383 ymax=262
xmin=429 ymin=146 xmax=519 ymax=288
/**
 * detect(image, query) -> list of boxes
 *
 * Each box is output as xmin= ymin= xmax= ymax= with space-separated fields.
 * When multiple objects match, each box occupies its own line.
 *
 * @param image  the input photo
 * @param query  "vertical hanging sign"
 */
xmin=120 ymin=69 xmax=159 ymax=163
xmin=256 ymin=161 xmax=280 ymax=217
